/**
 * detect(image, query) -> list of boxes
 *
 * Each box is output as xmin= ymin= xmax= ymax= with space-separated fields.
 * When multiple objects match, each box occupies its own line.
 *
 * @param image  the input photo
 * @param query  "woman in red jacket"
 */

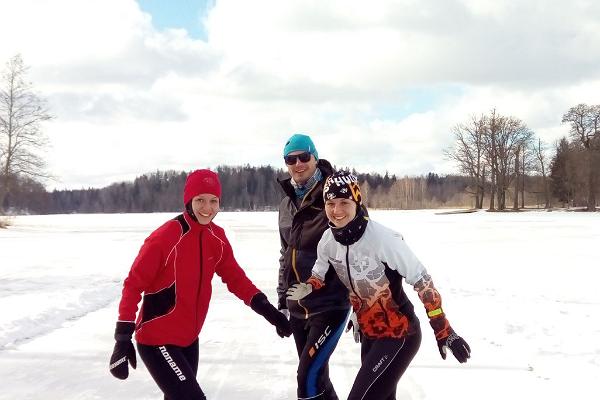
xmin=109 ymin=169 xmax=291 ymax=399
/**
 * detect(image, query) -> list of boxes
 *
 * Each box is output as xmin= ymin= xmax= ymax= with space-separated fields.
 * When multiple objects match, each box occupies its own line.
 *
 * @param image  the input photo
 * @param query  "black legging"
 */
xmin=290 ymin=309 xmax=350 ymax=400
xmin=137 ymin=339 xmax=205 ymax=400
xmin=348 ymin=329 xmax=422 ymax=400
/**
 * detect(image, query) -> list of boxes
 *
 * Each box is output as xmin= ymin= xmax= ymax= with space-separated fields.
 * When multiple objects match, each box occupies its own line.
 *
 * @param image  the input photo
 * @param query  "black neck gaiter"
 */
xmin=330 ymin=205 xmax=368 ymax=246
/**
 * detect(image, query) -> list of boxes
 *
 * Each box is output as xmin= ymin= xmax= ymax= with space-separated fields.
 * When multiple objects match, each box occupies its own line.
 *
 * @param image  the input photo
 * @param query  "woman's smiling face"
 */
xmin=191 ymin=193 xmax=220 ymax=224
xmin=325 ymin=197 xmax=357 ymax=228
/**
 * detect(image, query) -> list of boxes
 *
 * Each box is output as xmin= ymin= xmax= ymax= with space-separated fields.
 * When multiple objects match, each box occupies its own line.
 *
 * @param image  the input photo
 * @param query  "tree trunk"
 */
xmin=496 ymin=173 xmax=504 ymax=210
xmin=477 ymin=165 xmax=484 ymax=209
xmin=513 ymin=146 xmax=520 ymax=210
xmin=489 ymin=171 xmax=496 ymax=211
xmin=543 ymin=175 xmax=551 ymax=208
xmin=0 ymin=188 xmax=6 ymax=214
xmin=587 ymin=148 xmax=597 ymax=211
xmin=479 ymin=165 xmax=486 ymax=209
xmin=476 ymin=184 xmax=483 ymax=209
xmin=521 ymin=149 xmax=526 ymax=208
xmin=0 ymin=169 xmax=9 ymax=213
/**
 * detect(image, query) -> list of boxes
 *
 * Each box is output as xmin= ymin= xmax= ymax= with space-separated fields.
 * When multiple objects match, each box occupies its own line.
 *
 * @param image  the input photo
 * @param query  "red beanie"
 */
xmin=183 ymin=169 xmax=222 ymax=205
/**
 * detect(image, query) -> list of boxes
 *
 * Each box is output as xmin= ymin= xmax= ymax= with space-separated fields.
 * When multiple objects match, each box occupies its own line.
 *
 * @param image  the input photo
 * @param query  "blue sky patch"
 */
xmin=137 ymin=0 xmax=214 ymax=40
xmin=373 ymin=84 xmax=465 ymax=121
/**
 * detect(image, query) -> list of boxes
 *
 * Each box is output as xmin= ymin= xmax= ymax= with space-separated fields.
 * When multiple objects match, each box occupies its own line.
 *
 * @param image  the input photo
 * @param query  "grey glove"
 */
xmin=345 ymin=312 xmax=362 ymax=343
xmin=286 ymin=283 xmax=312 ymax=300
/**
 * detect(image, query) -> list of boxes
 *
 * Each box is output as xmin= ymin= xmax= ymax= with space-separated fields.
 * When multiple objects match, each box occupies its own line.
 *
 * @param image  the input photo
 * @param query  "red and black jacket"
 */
xmin=118 ymin=212 xmax=259 ymax=346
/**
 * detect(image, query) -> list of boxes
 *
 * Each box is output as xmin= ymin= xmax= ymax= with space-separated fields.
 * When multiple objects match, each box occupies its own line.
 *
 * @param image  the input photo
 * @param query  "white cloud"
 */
xmin=1 ymin=0 xmax=599 ymax=189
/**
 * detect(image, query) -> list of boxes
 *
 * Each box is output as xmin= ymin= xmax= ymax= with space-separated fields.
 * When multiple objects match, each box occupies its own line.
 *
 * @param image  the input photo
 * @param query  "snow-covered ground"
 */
xmin=1 ymin=210 xmax=599 ymax=399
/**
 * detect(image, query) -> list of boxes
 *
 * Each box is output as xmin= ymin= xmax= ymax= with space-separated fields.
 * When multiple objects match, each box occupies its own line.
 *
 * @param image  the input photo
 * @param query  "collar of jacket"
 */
xmin=278 ymin=158 xmax=334 ymax=201
xmin=330 ymin=205 xmax=369 ymax=246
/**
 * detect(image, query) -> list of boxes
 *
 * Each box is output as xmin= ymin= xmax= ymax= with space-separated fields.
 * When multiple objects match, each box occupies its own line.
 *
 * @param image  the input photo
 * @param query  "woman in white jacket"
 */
xmin=287 ymin=171 xmax=470 ymax=400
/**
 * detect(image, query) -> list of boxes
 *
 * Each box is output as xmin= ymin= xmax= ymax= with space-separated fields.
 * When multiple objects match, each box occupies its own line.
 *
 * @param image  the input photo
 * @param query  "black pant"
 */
xmin=347 ymin=329 xmax=422 ymax=400
xmin=137 ymin=339 xmax=205 ymax=400
xmin=290 ymin=309 xmax=350 ymax=400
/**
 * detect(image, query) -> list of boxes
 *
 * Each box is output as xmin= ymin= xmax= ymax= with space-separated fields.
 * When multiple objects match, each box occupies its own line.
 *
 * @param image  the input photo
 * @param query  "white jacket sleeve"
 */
xmin=311 ymin=230 xmax=333 ymax=281
xmin=378 ymin=228 xmax=427 ymax=286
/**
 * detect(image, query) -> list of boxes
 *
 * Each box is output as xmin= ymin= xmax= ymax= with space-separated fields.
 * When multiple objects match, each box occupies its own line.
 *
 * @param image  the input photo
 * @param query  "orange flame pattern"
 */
xmin=414 ymin=274 xmax=453 ymax=340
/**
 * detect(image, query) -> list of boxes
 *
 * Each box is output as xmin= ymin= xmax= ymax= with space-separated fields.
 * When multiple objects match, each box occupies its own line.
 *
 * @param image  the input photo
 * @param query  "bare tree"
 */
xmin=0 ymin=54 xmax=52 ymax=212
xmin=513 ymin=144 xmax=520 ymax=210
xmin=482 ymin=112 xmax=529 ymax=210
xmin=561 ymin=104 xmax=600 ymax=211
xmin=532 ymin=138 xmax=552 ymax=208
xmin=444 ymin=114 xmax=487 ymax=208
xmin=485 ymin=110 xmax=500 ymax=210
xmin=514 ymin=132 xmax=536 ymax=209
xmin=521 ymin=141 xmax=537 ymax=208
xmin=499 ymin=117 xmax=532 ymax=210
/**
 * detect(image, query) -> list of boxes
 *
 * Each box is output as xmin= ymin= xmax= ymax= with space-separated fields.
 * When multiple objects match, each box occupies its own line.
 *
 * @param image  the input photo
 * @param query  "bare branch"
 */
xmin=0 ymin=54 xmax=53 ymax=211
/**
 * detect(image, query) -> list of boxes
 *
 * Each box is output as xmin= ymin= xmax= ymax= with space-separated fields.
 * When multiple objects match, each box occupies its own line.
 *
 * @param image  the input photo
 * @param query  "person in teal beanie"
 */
xmin=277 ymin=133 xmax=351 ymax=400
xmin=283 ymin=133 xmax=319 ymax=160
xmin=282 ymin=133 xmax=320 ymax=199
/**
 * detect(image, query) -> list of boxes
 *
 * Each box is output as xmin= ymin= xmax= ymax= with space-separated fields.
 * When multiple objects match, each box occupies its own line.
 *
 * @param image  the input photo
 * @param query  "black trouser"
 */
xmin=137 ymin=339 xmax=205 ymax=400
xmin=347 ymin=328 xmax=422 ymax=400
xmin=290 ymin=309 xmax=350 ymax=400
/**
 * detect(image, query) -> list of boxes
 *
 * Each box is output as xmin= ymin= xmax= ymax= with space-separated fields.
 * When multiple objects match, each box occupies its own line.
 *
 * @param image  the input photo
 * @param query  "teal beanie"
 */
xmin=283 ymin=133 xmax=319 ymax=160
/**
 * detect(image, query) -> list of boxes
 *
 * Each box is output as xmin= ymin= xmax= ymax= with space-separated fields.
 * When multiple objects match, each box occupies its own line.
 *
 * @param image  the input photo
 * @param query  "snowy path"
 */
xmin=1 ymin=210 xmax=599 ymax=399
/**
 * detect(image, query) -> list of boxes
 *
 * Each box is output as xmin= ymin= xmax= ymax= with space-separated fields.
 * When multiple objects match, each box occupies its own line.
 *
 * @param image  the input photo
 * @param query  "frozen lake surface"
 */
xmin=1 ymin=209 xmax=599 ymax=399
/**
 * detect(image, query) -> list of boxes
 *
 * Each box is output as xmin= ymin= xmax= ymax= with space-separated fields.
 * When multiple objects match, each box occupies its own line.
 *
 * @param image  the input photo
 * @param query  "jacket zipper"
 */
xmin=291 ymin=247 xmax=310 ymax=319
xmin=291 ymin=183 xmax=320 ymax=320
xmin=291 ymin=248 xmax=301 ymax=282
xmin=298 ymin=183 xmax=319 ymax=210
xmin=196 ymin=231 xmax=204 ymax=329
xmin=345 ymin=246 xmax=362 ymax=302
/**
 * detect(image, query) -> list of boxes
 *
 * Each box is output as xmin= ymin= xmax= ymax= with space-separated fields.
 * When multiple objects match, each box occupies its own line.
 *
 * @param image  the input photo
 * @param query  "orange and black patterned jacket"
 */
xmin=309 ymin=219 xmax=454 ymax=341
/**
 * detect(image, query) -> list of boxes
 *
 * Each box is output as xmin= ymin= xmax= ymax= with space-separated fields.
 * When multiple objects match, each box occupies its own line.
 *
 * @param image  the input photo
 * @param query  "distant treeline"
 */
xmin=4 ymin=166 xmax=480 ymax=214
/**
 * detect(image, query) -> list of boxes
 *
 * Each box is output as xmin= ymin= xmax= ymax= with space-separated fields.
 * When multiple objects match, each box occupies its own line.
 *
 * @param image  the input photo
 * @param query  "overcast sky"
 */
xmin=1 ymin=0 xmax=599 ymax=190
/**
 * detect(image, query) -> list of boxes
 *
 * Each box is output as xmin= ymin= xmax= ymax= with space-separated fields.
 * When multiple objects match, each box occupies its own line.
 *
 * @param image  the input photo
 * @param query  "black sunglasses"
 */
xmin=284 ymin=152 xmax=312 ymax=165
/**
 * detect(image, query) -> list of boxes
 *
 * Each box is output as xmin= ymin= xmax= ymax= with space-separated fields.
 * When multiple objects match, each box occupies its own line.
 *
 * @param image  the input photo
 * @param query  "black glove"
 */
xmin=276 ymin=309 xmax=291 ymax=337
xmin=109 ymin=321 xmax=137 ymax=379
xmin=437 ymin=332 xmax=471 ymax=363
xmin=250 ymin=292 xmax=292 ymax=338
